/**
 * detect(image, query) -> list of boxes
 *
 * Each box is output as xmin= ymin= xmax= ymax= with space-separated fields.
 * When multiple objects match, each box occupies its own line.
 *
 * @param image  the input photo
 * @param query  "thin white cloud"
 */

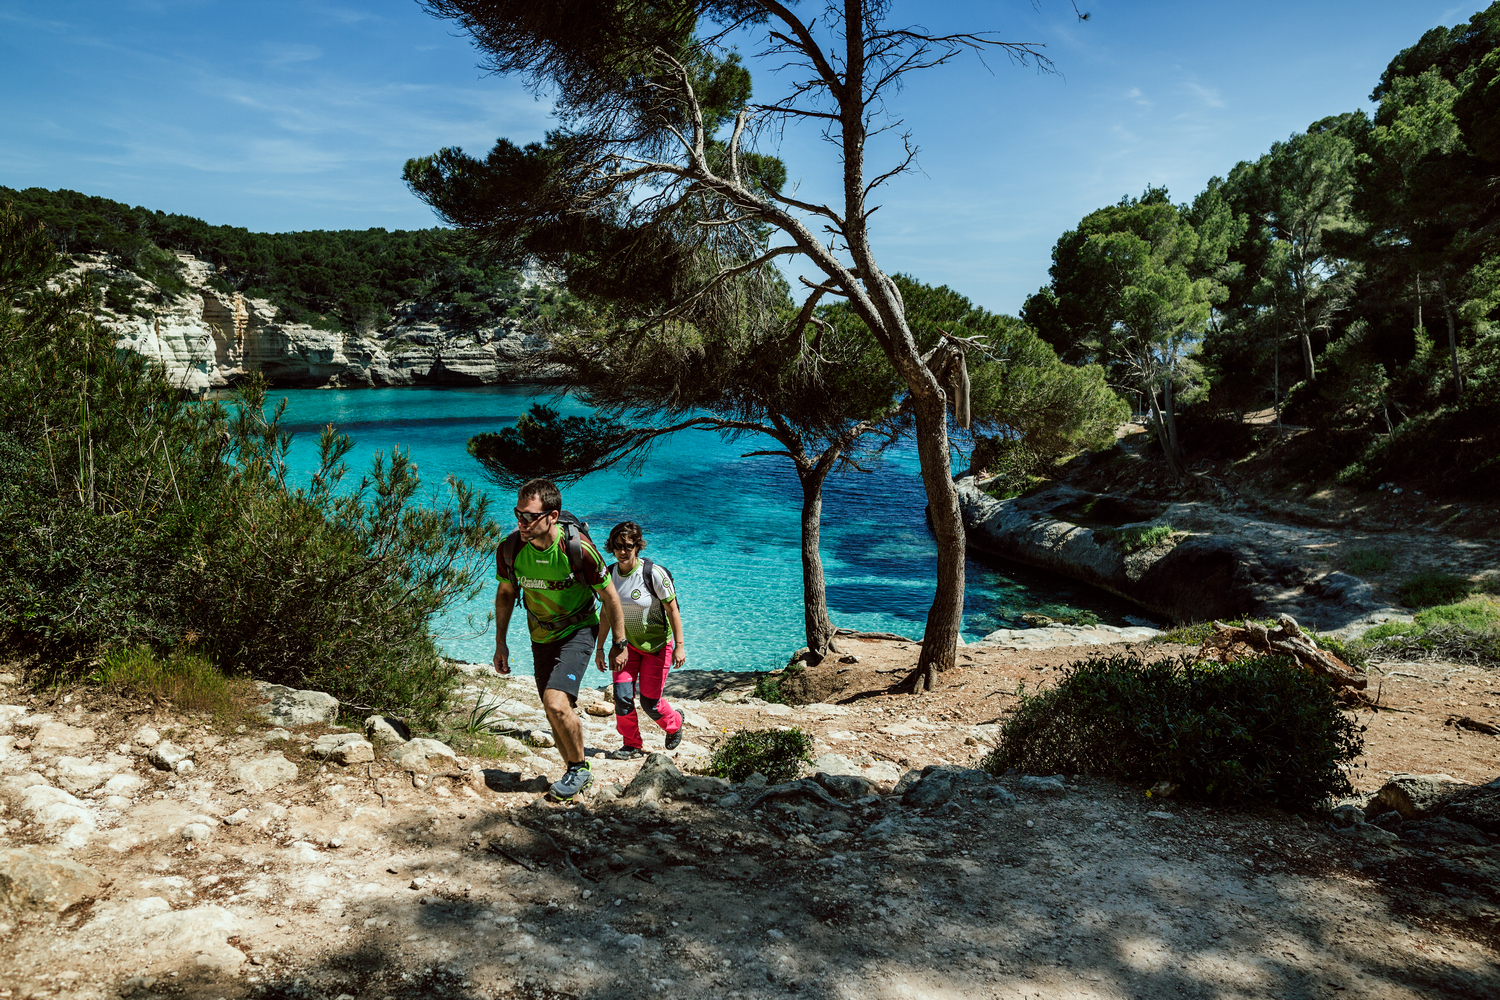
xmin=1184 ymin=80 xmax=1225 ymax=109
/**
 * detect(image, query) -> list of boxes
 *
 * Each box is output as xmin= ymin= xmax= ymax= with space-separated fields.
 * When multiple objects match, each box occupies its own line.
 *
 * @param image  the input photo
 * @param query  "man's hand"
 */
xmin=493 ymin=643 xmax=510 ymax=675
xmin=673 ymin=642 xmax=687 ymax=668
xmin=611 ymin=644 xmax=628 ymax=670
xmin=595 ymin=646 xmax=609 ymax=673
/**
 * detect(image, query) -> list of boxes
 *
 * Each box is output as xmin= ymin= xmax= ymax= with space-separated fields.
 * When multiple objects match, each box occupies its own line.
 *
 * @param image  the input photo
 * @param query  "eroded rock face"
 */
xmin=87 ymin=253 xmax=547 ymax=392
xmin=957 ymin=479 xmax=1399 ymax=627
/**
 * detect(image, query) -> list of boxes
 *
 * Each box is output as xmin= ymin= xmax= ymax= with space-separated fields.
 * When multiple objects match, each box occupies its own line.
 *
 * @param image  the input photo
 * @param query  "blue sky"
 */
xmin=0 ymin=0 xmax=1480 ymax=314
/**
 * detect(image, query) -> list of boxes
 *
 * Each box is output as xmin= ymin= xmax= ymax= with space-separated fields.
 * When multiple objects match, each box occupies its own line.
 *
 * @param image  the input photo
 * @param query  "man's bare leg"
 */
xmin=541 ymin=688 xmax=586 ymax=764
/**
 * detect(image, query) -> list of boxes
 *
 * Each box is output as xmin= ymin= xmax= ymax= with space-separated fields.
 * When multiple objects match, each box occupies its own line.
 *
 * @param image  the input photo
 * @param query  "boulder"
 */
xmin=130 ymin=726 xmax=160 ymax=747
xmin=620 ymin=753 xmax=727 ymax=803
xmin=1437 ymin=776 xmax=1500 ymax=835
xmin=1399 ymin=817 xmax=1492 ymax=846
xmin=812 ymin=772 xmax=875 ymax=801
xmin=810 ymin=753 xmax=863 ymax=778
xmin=0 ymin=849 xmax=103 ymax=913
xmin=252 ymin=682 xmax=338 ymax=727
xmin=364 ymin=715 xmax=410 ymax=745
xmin=147 ymin=742 xmax=194 ymax=772
xmin=137 ymin=903 xmax=244 ymax=969
xmin=388 ymin=738 xmax=458 ymax=775
xmin=1368 ymin=773 xmax=1469 ymax=820
xmin=1015 ymin=775 xmax=1068 ymax=795
xmin=232 ymin=754 xmax=299 ymax=794
xmin=309 ymin=733 xmax=375 ymax=766
xmin=902 ymin=771 xmax=954 ymax=809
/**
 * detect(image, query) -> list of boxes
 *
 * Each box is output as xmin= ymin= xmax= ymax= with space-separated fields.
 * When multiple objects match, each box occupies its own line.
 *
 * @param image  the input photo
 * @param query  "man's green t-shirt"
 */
xmin=506 ymin=529 xmax=610 ymax=644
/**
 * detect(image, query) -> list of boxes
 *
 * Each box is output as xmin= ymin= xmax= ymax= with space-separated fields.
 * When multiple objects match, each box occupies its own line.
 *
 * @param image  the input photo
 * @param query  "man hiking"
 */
xmin=494 ymin=478 xmax=626 ymax=802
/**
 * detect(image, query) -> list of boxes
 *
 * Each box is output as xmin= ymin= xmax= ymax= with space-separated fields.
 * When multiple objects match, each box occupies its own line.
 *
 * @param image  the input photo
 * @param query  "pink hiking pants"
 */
xmin=613 ymin=642 xmax=682 ymax=749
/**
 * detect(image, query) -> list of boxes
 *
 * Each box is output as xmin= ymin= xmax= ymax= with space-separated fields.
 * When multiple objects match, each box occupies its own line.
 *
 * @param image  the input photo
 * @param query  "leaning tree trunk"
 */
xmin=797 ymin=467 xmax=838 ymax=662
xmin=1146 ymin=388 xmax=1184 ymax=480
xmin=911 ymin=390 xmax=965 ymax=693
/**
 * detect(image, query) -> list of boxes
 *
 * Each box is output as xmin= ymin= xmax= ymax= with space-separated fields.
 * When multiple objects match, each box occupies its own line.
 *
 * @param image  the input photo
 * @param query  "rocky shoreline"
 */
xmin=958 ymin=477 xmax=1413 ymax=636
xmin=85 ymin=253 xmax=547 ymax=393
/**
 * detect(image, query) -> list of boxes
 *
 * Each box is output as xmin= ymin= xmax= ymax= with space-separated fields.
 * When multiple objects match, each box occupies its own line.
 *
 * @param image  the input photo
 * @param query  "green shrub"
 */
xmin=1344 ymin=548 xmax=1394 ymax=574
xmin=1094 ymin=524 xmax=1180 ymax=553
xmin=89 ymin=646 xmax=255 ymax=725
xmin=753 ymin=673 xmax=787 ymax=704
xmin=1355 ymin=596 xmax=1500 ymax=667
xmin=1398 ymin=571 xmax=1473 ymax=608
xmin=1313 ymin=633 xmax=1369 ymax=672
xmin=0 ymin=206 xmax=497 ymax=729
xmin=980 ymin=652 xmax=1364 ymax=809
xmin=707 ymin=727 xmax=814 ymax=784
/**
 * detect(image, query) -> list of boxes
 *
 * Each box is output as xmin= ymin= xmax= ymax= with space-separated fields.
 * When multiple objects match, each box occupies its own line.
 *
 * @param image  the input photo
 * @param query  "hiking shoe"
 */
xmin=548 ymin=761 xmax=592 ymax=802
xmin=664 ymin=728 xmax=683 ymax=751
xmin=607 ymin=745 xmax=645 ymax=760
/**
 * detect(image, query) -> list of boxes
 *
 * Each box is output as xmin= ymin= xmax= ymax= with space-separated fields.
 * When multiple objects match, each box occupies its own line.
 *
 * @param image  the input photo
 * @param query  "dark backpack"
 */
xmin=621 ymin=556 xmax=679 ymax=609
xmin=496 ymin=511 xmax=597 ymax=605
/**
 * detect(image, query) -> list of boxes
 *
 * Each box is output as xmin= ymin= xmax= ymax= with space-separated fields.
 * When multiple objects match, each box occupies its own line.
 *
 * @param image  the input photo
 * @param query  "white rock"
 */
xmin=222 ymin=808 xmax=251 ymax=826
xmin=181 ymin=823 xmax=213 ymax=843
xmin=261 ymin=728 xmax=292 ymax=744
xmin=0 ymin=706 xmax=26 ymax=734
xmin=147 ymin=742 xmax=193 ymax=771
xmin=387 ymin=738 xmax=457 ymax=775
xmin=253 ymin=682 xmax=338 ymax=727
xmin=15 ymin=714 xmax=52 ymax=731
xmin=681 ymin=711 xmax=711 ymax=730
xmin=131 ymin=726 xmax=161 ymax=747
xmin=232 ymin=754 xmax=299 ymax=794
xmin=18 ymin=785 xmax=95 ymax=847
xmin=102 ymin=774 xmax=145 ymax=797
xmin=32 ymin=722 xmax=95 ymax=749
xmin=364 ymin=715 xmax=410 ymax=745
xmin=761 ymin=704 xmax=795 ymax=717
xmin=309 ymin=733 xmax=375 ymax=765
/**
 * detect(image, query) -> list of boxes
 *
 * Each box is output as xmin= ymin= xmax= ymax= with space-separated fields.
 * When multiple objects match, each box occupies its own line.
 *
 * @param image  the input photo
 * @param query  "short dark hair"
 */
xmin=517 ymin=478 xmax=562 ymax=512
xmin=608 ymin=521 xmax=645 ymax=553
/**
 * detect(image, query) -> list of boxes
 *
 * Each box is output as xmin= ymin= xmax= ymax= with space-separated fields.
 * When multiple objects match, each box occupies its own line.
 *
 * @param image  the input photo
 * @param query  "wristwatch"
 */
xmin=610 ymin=640 xmax=627 ymax=655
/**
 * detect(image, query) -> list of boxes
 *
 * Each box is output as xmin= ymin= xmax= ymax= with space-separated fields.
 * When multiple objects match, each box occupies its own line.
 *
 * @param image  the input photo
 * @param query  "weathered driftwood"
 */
xmin=1198 ymin=614 xmax=1368 ymax=690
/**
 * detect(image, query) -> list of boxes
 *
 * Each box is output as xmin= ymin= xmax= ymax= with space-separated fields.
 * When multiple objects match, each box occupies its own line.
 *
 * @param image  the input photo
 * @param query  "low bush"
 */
xmin=1344 ymin=548 xmax=1394 ymax=575
xmin=1398 ymin=571 xmax=1474 ymax=608
xmin=1356 ymin=596 xmax=1500 ymax=666
xmin=707 ymin=727 xmax=814 ymax=785
xmin=88 ymin=646 xmax=256 ymax=725
xmin=0 ymin=204 xmax=497 ymax=730
xmin=1094 ymin=524 xmax=1180 ymax=554
xmin=980 ymin=652 xmax=1364 ymax=809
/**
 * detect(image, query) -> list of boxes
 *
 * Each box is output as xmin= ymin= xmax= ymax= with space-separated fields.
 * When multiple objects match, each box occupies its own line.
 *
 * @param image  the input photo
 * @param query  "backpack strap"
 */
xmin=496 ymin=531 xmax=523 ymax=606
xmin=562 ymin=522 xmax=585 ymax=577
xmin=640 ymin=557 xmax=660 ymax=602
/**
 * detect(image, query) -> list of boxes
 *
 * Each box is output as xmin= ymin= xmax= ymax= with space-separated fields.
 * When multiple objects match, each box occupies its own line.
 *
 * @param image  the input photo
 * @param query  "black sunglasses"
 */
xmin=514 ymin=508 xmax=555 ymax=525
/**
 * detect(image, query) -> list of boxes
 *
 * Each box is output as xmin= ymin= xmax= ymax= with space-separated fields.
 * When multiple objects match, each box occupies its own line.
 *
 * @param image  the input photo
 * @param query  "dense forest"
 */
xmin=0 ymin=185 xmax=564 ymax=333
xmin=1024 ymin=4 xmax=1500 ymax=497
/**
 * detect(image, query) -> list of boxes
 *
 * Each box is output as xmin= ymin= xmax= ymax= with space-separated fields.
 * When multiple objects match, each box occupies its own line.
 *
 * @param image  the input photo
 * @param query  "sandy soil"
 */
xmin=1 ymin=634 xmax=1496 ymax=1000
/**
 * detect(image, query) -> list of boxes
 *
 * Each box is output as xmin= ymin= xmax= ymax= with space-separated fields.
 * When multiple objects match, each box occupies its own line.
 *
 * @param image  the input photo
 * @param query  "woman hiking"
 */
xmin=595 ymin=521 xmax=686 ymax=759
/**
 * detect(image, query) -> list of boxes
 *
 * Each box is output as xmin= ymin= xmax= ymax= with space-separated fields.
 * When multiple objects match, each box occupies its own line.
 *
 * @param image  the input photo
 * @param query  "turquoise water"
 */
xmin=269 ymin=385 xmax=1154 ymax=676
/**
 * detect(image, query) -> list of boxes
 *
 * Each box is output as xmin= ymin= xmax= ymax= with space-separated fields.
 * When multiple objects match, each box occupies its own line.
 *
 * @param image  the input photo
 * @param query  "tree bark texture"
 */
xmin=798 ymin=467 xmax=837 ymax=660
xmin=1437 ymin=271 xmax=1463 ymax=401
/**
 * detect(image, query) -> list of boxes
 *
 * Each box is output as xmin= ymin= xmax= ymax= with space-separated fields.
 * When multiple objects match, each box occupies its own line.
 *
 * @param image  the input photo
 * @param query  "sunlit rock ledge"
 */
xmin=956 ymin=477 xmax=1402 ymax=632
xmin=86 ymin=253 xmax=546 ymax=393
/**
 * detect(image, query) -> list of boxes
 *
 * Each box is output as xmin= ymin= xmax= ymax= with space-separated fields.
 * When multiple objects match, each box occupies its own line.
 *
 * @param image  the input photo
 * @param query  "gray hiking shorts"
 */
xmin=532 ymin=625 xmax=597 ymax=704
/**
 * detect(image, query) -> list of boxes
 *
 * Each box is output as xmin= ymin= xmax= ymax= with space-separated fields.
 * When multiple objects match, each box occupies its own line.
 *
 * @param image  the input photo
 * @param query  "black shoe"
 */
xmin=664 ymin=728 xmax=683 ymax=751
xmin=607 ymin=745 xmax=645 ymax=760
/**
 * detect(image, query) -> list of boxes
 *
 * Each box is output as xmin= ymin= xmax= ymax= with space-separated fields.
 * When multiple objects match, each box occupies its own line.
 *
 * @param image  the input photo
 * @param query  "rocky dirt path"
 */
xmin=1 ymin=637 xmax=1497 ymax=1000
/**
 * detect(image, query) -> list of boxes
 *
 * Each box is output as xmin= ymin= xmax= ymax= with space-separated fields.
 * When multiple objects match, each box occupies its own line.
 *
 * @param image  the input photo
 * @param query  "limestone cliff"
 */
xmin=86 ymin=252 xmax=545 ymax=393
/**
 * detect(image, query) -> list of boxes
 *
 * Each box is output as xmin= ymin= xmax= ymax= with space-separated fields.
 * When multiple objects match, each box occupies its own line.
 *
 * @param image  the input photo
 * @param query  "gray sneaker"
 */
xmin=548 ymin=761 xmax=592 ymax=802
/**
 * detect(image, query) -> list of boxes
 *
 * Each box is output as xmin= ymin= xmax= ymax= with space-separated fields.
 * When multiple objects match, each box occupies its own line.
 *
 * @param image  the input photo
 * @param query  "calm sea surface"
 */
xmin=269 ymin=385 xmax=1155 ymax=676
